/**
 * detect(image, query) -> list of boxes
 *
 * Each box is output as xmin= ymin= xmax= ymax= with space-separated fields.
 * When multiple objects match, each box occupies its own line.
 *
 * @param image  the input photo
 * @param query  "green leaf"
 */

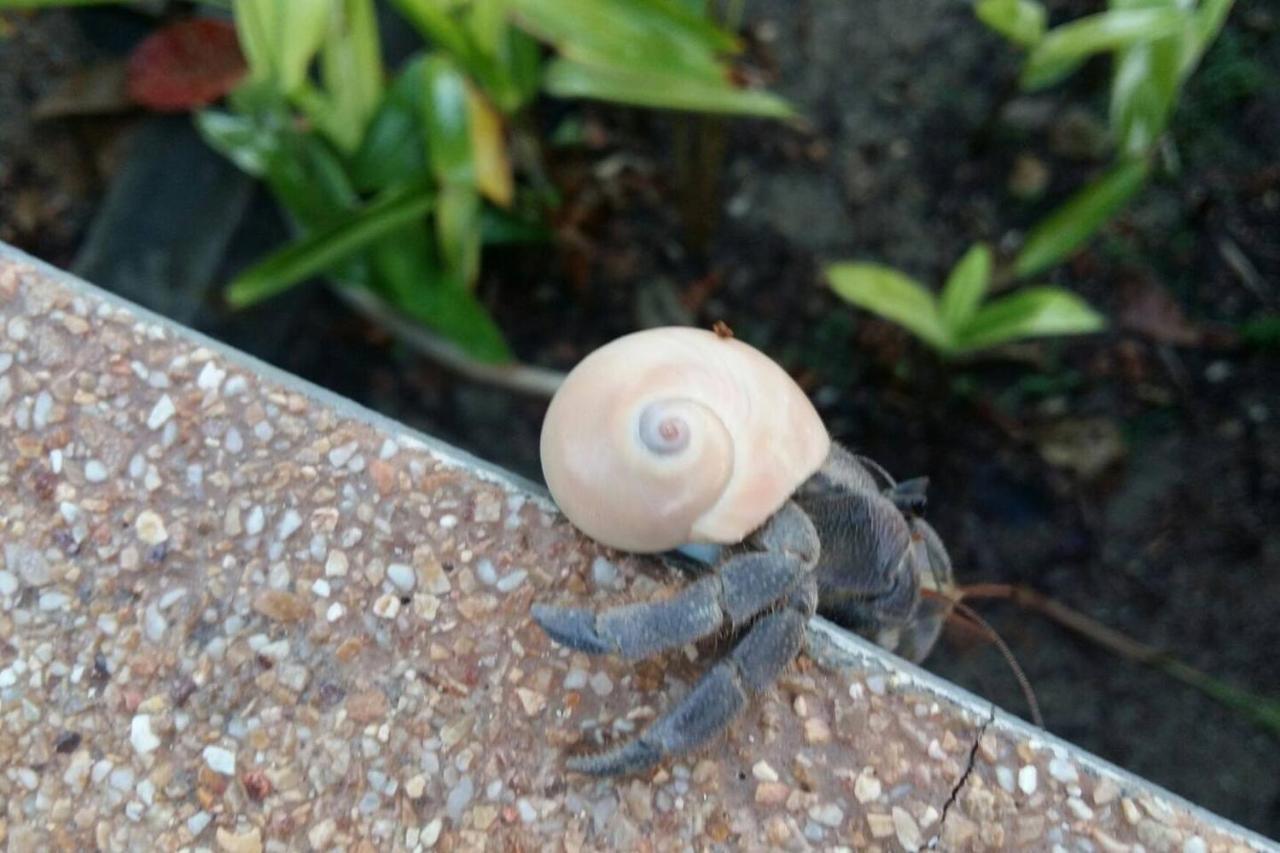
xmin=1021 ymin=8 xmax=1186 ymax=90
xmin=1183 ymin=0 xmax=1235 ymax=76
xmin=508 ymin=0 xmax=736 ymax=83
xmin=349 ymin=56 xmax=430 ymax=192
xmin=194 ymin=109 xmax=276 ymax=177
xmin=318 ymin=0 xmax=385 ymax=153
xmin=437 ymin=183 xmax=482 ymax=287
xmin=1014 ymin=158 xmax=1150 ymax=278
xmin=545 ymin=58 xmax=794 ymax=118
xmin=955 ymin=287 xmax=1105 ymax=352
xmin=232 ymin=0 xmax=332 ymax=95
xmin=421 ymin=55 xmax=475 ymax=186
xmin=371 ymin=224 xmax=512 ymax=362
xmin=975 ymin=0 xmax=1047 ymax=48
xmin=939 ymin=243 xmax=992 ymax=332
xmin=1110 ymin=37 xmax=1182 ymax=158
xmin=226 ymin=184 xmax=434 ymax=308
xmin=827 ymin=263 xmax=951 ymax=352
xmin=391 ymin=0 xmax=481 ymax=67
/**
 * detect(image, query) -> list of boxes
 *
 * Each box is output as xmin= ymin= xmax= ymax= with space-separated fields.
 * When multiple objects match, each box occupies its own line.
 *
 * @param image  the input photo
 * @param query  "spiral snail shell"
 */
xmin=540 ymin=327 xmax=831 ymax=552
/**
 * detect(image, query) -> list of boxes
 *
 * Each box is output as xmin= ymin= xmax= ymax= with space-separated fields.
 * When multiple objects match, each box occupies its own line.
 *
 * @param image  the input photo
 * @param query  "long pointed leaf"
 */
xmin=827 ymin=263 xmax=950 ymax=352
xmin=976 ymin=0 xmax=1047 ymax=48
xmin=509 ymin=0 xmax=736 ymax=82
xmin=232 ymin=0 xmax=331 ymax=94
xmin=545 ymin=58 xmax=794 ymax=118
xmin=1014 ymin=158 xmax=1149 ymax=278
xmin=940 ymin=243 xmax=992 ymax=333
xmin=227 ymin=185 xmax=434 ymax=307
xmin=319 ymin=0 xmax=385 ymax=153
xmin=1110 ymin=37 xmax=1181 ymax=157
xmin=956 ymin=287 xmax=1104 ymax=352
xmin=421 ymin=55 xmax=475 ymax=186
xmin=1021 ymin=8 xmax=1186 ymax=90
xmin=371 ymin=224 xmax=511 ymax=361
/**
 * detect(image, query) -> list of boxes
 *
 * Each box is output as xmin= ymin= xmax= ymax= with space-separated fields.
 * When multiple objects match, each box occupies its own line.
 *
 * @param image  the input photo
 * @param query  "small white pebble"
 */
xmin=1183 ymin=836 xmax=1207 ymax=853
xmin=130 ymin=715 xmax=161 ymax=754
xmin=421 ymin=817 xmax=443 ymax=848
xmin=135 ymin=510 xmax=169 ymax=545
xmin=1048 ymin=757 xmax=1079 ymax=784
xmin=245 ymin=506 xmax=265 ymax=536
xmin=387 ymin=563 xmax=416 ymax=592
xmin=0 ymin=570 xmax=17 ymax=597
xmin=1018 ymin=764 xmax=1038 ymax=795
xmin=866 ymin=675 xmax=887 ymax=695
xmin=753 ymin=760 xmax=779 ymax=783
xmin=496 ymin=570 xmax=527 ymax=592
xmin=1067 ymin=797 xmax=1095 ymax=820
xmin=329 ymin=441 xmax=358 ymax=468
xmin=196 ymin=362 xmax=225 ymax=392
xmin=223 ymin=375 xmax=247 ymax=396
xmin=187 ymin=811 xmax=212 ymax=837
xmin=38 ymin=591 xmax=71 ymax=611
xmin=564 ymin=669 xmax=588 ymax=690
xmin=325 ymin=550 xmax=349 ymax=577
xmin=809 ymin=803 xmax=844 ymax=828
xmin=202 ymin=745 xmax=235 ymax=775
xmin=146 ymin=394 xmax=175 ymax=429
xmin=225 ymin=427 xmax=244 ymax=454
xmin=254 ymin=421 xmax=274 ymax=442
xmin=373 ymin=594 xmax=401 ymax=620
xmin=84 ymin=460 xmax=107 ymax=482
xmin=517 ymin=798 xmax=537 ymax=823
xmin=326 ymin=602 xmax=346 ymax=622
xmin=32 ymin=391 xmax=53 ymax=428
xmin=476 ymin=559 xmax=498 ymax=585
xmin=591 ymin=556 xmax=621 ymax=589
xmin=276 ymin=509 xmax=302 ymax=541
xmin=589 ymin=672 xmax=613 ymax=696
xmin=996 ymin=765 xmax=1014 ymax=793
xmin=311 ymin=579 xmax=331 ymax=598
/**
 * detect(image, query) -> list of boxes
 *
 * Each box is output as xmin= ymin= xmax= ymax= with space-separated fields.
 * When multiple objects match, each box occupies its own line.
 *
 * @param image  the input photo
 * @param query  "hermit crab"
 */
xmin=532 ymin=326 xmax=955 ymax=775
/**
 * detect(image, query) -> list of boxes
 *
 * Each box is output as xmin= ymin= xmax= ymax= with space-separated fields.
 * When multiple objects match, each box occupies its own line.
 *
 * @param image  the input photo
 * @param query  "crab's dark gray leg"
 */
xmin=567 ymin=579 xmax=819 ymax=775
xmin=532 ymin=502 xmax=819 ymax=661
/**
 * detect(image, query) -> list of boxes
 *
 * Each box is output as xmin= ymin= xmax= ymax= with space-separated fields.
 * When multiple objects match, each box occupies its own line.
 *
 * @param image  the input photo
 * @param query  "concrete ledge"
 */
xmin=0 ymin=241 xmax=1273 ymax=852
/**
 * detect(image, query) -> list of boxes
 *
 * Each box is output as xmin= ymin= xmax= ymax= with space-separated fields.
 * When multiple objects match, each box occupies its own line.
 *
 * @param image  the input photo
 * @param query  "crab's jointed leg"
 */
xmin=532 ymin=502 xmax=819 ymax=662
xmin=565 ymin=580 xmax=819 ymax=776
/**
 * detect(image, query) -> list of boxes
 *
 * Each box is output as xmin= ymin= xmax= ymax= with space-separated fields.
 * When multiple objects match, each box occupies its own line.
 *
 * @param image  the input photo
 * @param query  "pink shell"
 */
xmin=540 ymin=327 xmax=830 ymax=552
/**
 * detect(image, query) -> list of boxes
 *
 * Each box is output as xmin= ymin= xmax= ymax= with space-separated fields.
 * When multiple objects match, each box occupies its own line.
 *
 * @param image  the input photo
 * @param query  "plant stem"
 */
xmin=956 ymin=583 xmax=1280 ymax=738
xmin=333 ymin=286 xmax=566 ymax=397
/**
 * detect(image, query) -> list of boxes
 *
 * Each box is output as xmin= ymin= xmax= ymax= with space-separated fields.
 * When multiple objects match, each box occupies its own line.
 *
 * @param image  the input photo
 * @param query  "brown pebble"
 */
xmin=252 ymin=590 xmax=309 ymax=622
xmin=755 ymin=782 xmax=790 ymax=805
xmin=241 ymin=770 xmax=271 ymax=801
xmin=346 ymin=689 xmax=389 ymax=723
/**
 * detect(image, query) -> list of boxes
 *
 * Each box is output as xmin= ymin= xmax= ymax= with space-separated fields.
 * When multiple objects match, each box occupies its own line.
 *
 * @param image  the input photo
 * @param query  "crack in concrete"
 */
xmin=932 ymin=704 xmax=996 ymax=846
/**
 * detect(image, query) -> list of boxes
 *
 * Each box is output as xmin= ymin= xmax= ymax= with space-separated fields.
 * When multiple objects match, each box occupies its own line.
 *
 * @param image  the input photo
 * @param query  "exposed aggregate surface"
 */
xmin=0 ymin=246 xmax=1274 ymax=852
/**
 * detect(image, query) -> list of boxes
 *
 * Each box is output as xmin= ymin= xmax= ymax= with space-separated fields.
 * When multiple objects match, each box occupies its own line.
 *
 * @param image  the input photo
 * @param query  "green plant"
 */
xmin=11 ymin=0 xmax=792 ymax=362
xmin=976 ymin=0 xmax=1234 ymax=276
xmin=827 ymin=243 xmax=1104 ymax=357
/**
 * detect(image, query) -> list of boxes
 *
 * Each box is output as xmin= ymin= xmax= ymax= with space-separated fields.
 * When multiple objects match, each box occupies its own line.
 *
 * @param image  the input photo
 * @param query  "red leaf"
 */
xmin=126 ymin=19 xmax=247 ymax=112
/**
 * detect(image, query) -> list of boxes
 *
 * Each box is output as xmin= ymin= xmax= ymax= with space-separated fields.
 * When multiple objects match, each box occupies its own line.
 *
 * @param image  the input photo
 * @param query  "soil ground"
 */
xmin=3 ymin=1 xmax=1278 ymax=836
